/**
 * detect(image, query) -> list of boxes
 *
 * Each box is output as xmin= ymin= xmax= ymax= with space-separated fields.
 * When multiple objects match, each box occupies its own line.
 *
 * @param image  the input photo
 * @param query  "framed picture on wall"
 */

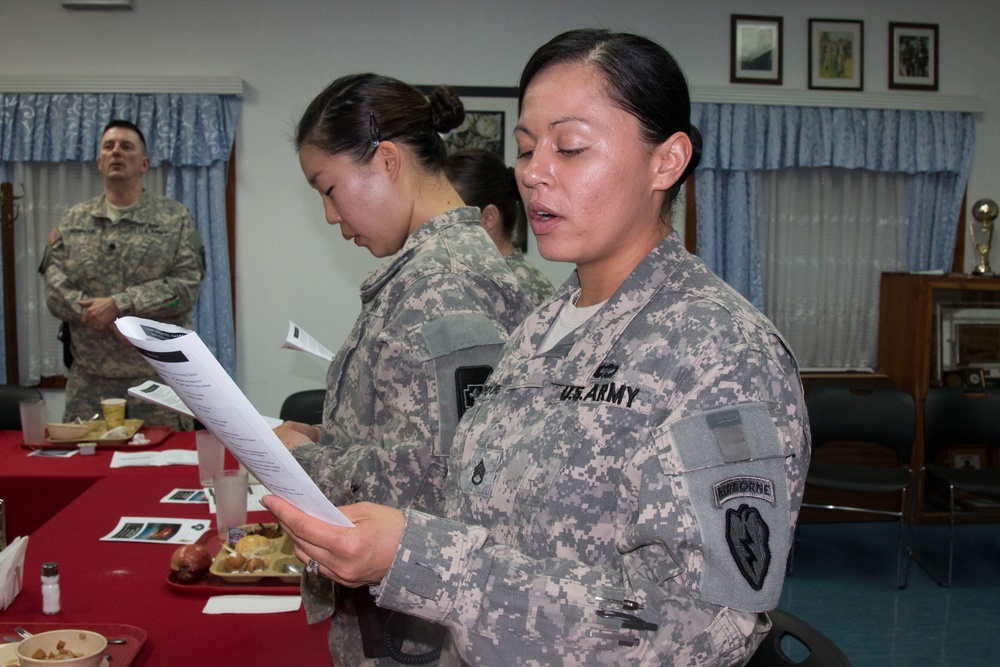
xmin=889 ymin=22 xmax=939 ymax=90
xmin=949 ymin=447 xmax=988 ymax=470
xmin=809 ymin=19 xmax=863 ymax=90
xmin=730 ymin=15 xmax=783 ymax=85
xmin=415 ymin=85 xmax=519 ymax=164
xmin=62 ymin=0 xmax=132 ymax=7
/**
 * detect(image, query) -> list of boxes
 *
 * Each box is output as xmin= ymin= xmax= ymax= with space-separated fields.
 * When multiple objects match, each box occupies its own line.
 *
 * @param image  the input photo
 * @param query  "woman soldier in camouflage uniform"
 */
xmin=445 ymin=148 xmax=556 ymax=307
xmin=276 ymin=75 xmax=532 ymax=665
xmin=269 ymin=31 xmax=809 ymax=666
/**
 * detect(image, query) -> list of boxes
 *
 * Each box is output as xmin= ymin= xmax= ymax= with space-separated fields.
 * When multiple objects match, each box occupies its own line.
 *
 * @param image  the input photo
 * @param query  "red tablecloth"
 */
xmin=1 ymin=472 xmax=331 ymax=665
xmin=0 ymin=430 xmax=239 ymax=539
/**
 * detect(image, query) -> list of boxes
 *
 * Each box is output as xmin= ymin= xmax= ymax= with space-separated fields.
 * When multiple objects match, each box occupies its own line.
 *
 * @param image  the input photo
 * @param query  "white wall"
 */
xmin=3 ymin=0 xmax=999 ymax=416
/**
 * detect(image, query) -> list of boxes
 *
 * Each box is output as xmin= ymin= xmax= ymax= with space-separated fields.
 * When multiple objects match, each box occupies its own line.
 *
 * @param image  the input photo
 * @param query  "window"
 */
xmin=756 ymin=167 xmax=909 ymax=369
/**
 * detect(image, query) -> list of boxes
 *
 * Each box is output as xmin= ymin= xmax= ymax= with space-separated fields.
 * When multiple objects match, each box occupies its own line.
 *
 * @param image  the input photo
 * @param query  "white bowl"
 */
xmin=46 ymin=422 xmax=91 ymax=440
xmin=15 ymin=629 xmax=107 ymax=667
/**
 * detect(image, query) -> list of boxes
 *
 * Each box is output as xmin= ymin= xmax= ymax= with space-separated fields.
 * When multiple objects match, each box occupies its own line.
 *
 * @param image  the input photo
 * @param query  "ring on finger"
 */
xmin=306 ymin=559 xmax=320 ymax=575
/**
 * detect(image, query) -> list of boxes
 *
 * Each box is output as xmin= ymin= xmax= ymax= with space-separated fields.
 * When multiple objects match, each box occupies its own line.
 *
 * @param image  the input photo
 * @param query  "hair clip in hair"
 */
xmin=369 ymin=113 xmax=381 ymax=147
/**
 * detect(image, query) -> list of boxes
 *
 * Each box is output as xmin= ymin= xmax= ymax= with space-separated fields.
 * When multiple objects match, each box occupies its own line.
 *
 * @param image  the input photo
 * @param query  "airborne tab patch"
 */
xmin=713 ymin=476 xmax=776 ymax=507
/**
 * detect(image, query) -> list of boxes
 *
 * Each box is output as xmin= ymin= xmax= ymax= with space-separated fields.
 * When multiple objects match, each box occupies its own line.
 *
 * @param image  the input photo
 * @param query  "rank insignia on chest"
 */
xmin=471 ymin=459 xmax=486 ymax=486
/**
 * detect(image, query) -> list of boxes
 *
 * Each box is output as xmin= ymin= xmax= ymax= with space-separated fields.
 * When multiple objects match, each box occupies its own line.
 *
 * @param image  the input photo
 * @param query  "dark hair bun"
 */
xmin=429 ymin=86 xmax=466 ymax=133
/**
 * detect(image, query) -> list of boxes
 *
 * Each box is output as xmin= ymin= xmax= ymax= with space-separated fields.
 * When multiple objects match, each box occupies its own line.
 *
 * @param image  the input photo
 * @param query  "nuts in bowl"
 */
xmin=46 ymin=422 xmax=91 ymax=441
xmin=15 ymin=629 xmax=108 ymax=666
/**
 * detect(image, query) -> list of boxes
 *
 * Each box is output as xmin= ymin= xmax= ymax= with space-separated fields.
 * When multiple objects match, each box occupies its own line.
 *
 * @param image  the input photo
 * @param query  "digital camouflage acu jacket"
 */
xmin=377 ymin=232 xmax=810 ymax=666
xmin=295 ymin=208 xmax=533 ymax=666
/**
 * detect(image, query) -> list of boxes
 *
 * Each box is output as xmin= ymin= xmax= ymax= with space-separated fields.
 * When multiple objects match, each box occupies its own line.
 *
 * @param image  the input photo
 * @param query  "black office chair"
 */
xmin=279 ymin=389 xmax=326 ymax=425
xmin=746 ymin=609 xmax=852 ymax=667
xmin=0 ymin=384 xmax=43 ymax=430
xmin=914 ymin=386 xmax=1000 ymax=587
xmin=795 ymin=385 xmax=917 ymax=588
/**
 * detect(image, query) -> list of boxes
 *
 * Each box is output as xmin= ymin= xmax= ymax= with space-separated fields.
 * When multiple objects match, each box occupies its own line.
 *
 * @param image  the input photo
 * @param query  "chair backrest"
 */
xmin=0 ymin=384 xmax=43 ymax=430
xmin=746 ymin=608 xmax=852 ymax=667
xmin=806 ymin=385 xmax=916 ymax=464
xmin=279 ymin=389 xmax=326 ymax=425
xmin=923 ymin=386 xmax=1000 ymax=465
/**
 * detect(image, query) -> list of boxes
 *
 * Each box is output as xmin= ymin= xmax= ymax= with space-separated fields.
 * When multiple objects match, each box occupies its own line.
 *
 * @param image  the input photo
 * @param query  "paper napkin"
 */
xmin=202 ymin=594 xmax=302 ymax=614
xmin=110 ymin=449 xmax=198 ymax=468
xmin=0 ymin=536 xmax=29 ymax=611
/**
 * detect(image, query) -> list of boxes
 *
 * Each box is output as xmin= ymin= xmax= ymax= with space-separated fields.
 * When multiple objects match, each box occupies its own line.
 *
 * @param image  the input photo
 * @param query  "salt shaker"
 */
xmin=41 ymin=562 xmax=60 ymax=615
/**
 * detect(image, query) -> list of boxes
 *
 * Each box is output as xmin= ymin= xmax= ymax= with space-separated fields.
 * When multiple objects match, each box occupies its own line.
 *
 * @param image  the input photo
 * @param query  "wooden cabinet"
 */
xmin=877 ymin=272 xmax=1000 ymax=520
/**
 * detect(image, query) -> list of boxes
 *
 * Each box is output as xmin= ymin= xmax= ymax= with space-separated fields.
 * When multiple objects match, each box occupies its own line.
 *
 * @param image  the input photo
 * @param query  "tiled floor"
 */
xmin=780 ymin=521 xmax=1000 ymax=666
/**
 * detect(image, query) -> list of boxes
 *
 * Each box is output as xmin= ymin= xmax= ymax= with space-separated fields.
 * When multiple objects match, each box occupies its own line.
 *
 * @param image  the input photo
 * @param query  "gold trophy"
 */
xmin=970 ymin=198 xmax=997 ymax=276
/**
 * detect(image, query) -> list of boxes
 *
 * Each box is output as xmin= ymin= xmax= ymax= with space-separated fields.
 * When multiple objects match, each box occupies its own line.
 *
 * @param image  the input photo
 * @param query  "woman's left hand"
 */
xmin=273 ymin=422 xmax=321 ymax=451
xmin=261 ymin=494 xmax=405 ymax=587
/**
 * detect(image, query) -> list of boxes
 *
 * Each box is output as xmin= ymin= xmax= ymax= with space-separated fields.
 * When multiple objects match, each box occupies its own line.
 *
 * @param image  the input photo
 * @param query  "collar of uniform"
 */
xmin=359 ymin=206 xmax=481 ymax=302
xmin=538 ymin=231 xmax=688 ymax=387
xmin=86 ymin=191 xmax=153 ymax=224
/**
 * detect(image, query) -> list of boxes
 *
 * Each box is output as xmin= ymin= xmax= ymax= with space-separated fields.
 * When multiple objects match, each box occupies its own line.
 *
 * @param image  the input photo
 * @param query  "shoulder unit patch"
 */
xmin=725 ymin=504 xmax=771 ymax=591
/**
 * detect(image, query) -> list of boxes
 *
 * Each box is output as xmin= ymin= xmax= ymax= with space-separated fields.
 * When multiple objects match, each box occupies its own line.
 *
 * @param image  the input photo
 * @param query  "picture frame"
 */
xmin=415 ymin=85 xmax=519 ymax=164
xmin=949 ymin=446 xmax=988 ymax=470
xmin=62 ymin=0 xmax=132 ymax=8
xmin=889 ymin=22 xmax=939 ymax=91
xmin=730 ymin=15 xmax=783 ymax=85
xmin=809 ymin=19 xmax=863 ymax=91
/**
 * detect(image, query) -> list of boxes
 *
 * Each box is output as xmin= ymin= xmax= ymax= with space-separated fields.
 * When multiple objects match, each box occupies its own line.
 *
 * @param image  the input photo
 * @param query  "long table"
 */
xmin=2 ymin=471 xmax=332 ymax=664
xmin=0 ymin=429 xmax=238 ymax=539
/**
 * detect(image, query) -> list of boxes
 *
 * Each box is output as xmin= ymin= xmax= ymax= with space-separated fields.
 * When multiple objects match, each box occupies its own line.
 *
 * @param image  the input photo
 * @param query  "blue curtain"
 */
xmin=691 ymin=103 xmax=976 ymax=308
xmin=0 ymin=92 xmax=241 ymax=377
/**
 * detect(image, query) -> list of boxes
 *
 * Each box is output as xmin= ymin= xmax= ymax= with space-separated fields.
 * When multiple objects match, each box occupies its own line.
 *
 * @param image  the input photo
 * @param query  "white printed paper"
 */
xmin=27 ymin=449 xmax=78 ymax=458
xmin=115 ymin=316 xmax=352 ymax=527
xmin=282 ymin=320 xmax=334 ymax=362
xmin=100 ymin=516 xmax=211 ymax=544
xmin=128 ymin=380 xmax=284 ymax=428
xmin=128 ymin=379 xmax=195 ymax=417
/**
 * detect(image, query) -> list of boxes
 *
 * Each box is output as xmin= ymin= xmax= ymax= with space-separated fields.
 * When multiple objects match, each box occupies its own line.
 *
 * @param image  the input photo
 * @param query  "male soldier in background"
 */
xmin=41 ymin=119 xmax=203 ymax=429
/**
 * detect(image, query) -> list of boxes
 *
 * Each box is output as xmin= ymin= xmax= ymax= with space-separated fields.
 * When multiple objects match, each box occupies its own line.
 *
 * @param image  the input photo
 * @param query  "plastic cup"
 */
xmin=213 ymin=469 xmax=248 ymax=541
xmin=19 ymin=398 xmax=47 ymax=445
xmin=101 ymin=397 xmax=127 ymax=430
xmin=196 ymin=431 xmax=226 ymax=487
